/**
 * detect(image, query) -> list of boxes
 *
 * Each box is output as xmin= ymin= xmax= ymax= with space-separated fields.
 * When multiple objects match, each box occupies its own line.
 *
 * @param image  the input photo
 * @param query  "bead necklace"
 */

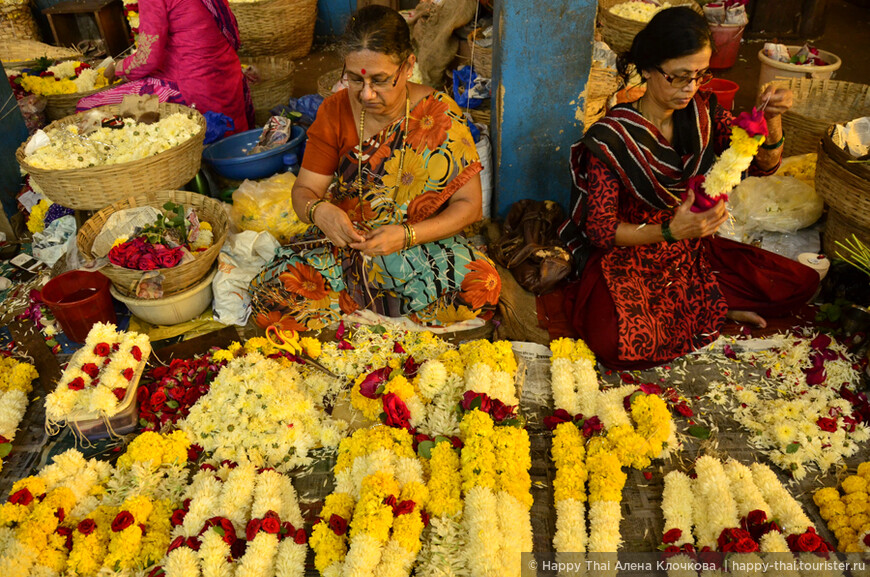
xmin=357 ymin=90 xmax=411 ymax=218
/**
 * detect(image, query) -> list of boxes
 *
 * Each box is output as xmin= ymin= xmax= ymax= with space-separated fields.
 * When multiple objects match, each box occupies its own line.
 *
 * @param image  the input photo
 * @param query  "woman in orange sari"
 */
xmin=251 ymin=6 xmax=500 ymax=331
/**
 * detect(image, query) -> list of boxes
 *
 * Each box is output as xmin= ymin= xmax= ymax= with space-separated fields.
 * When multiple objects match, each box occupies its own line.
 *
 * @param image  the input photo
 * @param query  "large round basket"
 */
xmin=232 ymin=0 xmax=317 ymax=58
xmin=585 ymin=65 xmax=621 ymax=129
xmin=815 ymin=125 xmax=870 ymax=229
xmin=0 ymin=0 xmax=40 ymax=42
xmin=317 ymin=67 xmax=342 ymax=99
xmin=467 ymin=28 xmax=492 ymax=78
xmin=16 ymin=103 xmax=206 ymax=211
xmin=242 ymin=57 xmax=295 ymax=126
xmin=0 ymin=39 xmax=80 ymax=69
xmin=823 ymin=208 xmax=870 ymax=257
xmin=598 ymin=0 xmax=703 ymax=55
xmin=77 ymin=190 xmax=229 ymax=298
xmin=44 ymin=83 xmax=122 ymax=121
xmin=769 ymin=78 xmax=870 ymax=157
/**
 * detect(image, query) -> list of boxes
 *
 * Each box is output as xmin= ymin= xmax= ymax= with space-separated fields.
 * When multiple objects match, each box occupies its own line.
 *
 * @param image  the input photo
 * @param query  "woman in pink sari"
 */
xmin=77 ymin=0 xmax=253 ymax=133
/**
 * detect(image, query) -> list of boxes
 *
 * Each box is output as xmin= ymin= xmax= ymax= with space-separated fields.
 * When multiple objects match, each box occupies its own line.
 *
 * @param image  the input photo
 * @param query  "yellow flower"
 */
xmin=349 ymin=471 xmax=399 ymax=543
xmin=814 ymin=487 xmax=841 ymax=508
xmin=552 ymin=421 xmax=587 ymax=503
xmin=0 ymin=356 xmax=38 ymax=393
xmin=821 ymin=500 xmax=847 ymax=519
xmin=427 ymin=441 xmax=462 ymax=517
xmin=212 ymin=349 xmax=234 ymax=363
xmin=586 ymin=437 xmax=627 ymax=503
xmin=311 ymin=492 xmax=356 ymax=572
xmin=446 ymin=124 xmax=477 ymax=164
xmin=26 ymin=199 xmax=51 ymax=234
xmin=111 ymin=235 xmax=130 ymax=248
xmin=300 ymin=336 xmax=321 ymax=359
xmin=550 ymin=337 xmax=596 ymax=363
xmin=492 ymin=425 xmax=533 ymax=508
xmin=842 ymin=475 xmax=868 ymax=494
xmin=200 ymin=221 xmax=213 ymax=231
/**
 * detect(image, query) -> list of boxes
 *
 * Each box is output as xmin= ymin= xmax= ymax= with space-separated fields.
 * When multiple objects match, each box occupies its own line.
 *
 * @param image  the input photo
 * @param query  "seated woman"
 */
xmin=560 ymin=7 xmax=818 ymax=370
xmin=77 ymin=0 xmax=252 ymax=133
xmin=250 ymin=5 xmax=500 ymax=331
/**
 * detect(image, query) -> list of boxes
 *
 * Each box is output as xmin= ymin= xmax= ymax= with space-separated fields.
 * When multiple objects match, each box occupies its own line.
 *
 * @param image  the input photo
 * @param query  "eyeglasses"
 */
xmin=343 ymin=61 xmax=406 ymax=92
xmin=654 ymin=65 xmax=714 ymax=89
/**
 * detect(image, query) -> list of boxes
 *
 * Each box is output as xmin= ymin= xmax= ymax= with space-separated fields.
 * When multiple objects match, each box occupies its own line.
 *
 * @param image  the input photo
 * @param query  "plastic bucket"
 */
xmin=757 ymin=46 xmax=842 ymax=87
xmin=41 ymin=270 xmax=116 ymax=343
xmin=709 ymin=24 xmax=745 ymax=69
xmin=700 ymin=78 xmax=740 ymax=110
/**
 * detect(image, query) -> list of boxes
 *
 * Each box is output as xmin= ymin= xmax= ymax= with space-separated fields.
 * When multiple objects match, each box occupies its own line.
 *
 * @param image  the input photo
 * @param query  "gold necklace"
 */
xmin=357 ymin=92 xmax=411 ymax=217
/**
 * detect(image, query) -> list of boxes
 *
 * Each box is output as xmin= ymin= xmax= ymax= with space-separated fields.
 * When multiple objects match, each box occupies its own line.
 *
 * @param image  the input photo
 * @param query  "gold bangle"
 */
xmin=307 ymin=199 xmax=326 ymax=223
xmin=402 ymin=223 xmax=411 ymax=250
xmin=408 ymin=224 xmax=416 ymax=248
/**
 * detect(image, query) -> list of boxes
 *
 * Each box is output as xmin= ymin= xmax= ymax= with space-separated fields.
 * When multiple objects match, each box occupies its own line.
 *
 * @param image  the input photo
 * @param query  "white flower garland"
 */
xmin=692 ymin=456 xmax=739 ymax=549
xmin=662 ymin=471 xmax=694 ymax=547
xmin=723 ymin=459 xmax=772 ymax=519
xmin=749 ymin=462 xmax=814 ymax=535
xmin=0 ymin=389 xmax=28 ymax=441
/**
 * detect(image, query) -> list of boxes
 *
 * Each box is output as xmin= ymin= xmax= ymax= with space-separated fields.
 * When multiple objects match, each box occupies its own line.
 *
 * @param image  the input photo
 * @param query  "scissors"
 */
xmin=265 ymin=325 xmax=337 ymax=378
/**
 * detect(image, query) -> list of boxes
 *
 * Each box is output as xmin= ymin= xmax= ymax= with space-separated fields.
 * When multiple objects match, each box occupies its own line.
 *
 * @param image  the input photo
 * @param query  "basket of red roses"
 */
xmin=77 ymin=190 xmax=228 ymax=298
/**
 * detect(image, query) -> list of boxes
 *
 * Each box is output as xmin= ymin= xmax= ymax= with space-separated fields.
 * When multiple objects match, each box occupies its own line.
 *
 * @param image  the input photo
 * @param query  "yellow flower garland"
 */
xmin=552 ymin=421 xmax=587 ymax=503
xmin=116 ymin=430 xmax=190 ymax=471
xmin=426 ymin=441 xmax=462 ymax=517
xmin=0 ymin=356 xmax=39 ymax=393
xmin=814 ymin=462 xmax=870 ymax=552
xmin=492 ymin=425 xmax=532 ymax=508
xmin=310 ymin=492 xmax=356 ymax=572
xmin=459 ymin=410 xmax=497 ymax=492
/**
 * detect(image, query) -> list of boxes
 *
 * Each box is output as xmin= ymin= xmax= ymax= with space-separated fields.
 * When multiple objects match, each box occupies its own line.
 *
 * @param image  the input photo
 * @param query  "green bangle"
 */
xmin=661 ymin=219 xmax=677 ymax=243
xmin=761 ymin=135 xmax=785 ymax=150
xmin=307 ymin=199 xmax=326 ymax=223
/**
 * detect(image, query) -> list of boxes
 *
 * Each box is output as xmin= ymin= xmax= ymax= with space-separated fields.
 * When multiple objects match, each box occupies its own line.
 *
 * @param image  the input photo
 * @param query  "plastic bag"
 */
xmin=729 ymin=175 xmax=824 ymax=235
xmin=32 ymin=215 xmax=76 ymax=266
xmin=229 ymin=172 xmax=310 ymax=244
xmin=212 ymin=230 xmax=280 ymax=326
xmin=204 ymin=111 xmax=235 ymax=144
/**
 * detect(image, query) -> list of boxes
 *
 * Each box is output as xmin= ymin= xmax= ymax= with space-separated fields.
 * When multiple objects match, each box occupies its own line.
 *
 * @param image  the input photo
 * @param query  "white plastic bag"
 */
xmin=475 ymin=129 xmax=493 ymax=218
xmin=212 ymin=230 xmax=280 ymax=326
xmin=729 ymin=175 xmax=824 ymax=235
xmin=32 ymin=215 xmax=76 ymax=266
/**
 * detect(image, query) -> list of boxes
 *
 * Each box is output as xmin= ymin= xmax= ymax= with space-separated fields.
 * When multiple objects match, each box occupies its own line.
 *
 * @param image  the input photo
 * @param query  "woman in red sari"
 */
xmin=559 ymin=7 xmax=818 ymax=370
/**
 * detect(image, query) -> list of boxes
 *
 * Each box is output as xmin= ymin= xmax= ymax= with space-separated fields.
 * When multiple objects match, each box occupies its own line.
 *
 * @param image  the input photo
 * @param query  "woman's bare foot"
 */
xmin=727 ymin=310 xmax=767 ymax=328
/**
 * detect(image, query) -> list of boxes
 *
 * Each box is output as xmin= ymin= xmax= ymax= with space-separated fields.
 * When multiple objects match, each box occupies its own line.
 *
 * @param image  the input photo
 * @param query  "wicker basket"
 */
xmin=44 ymin=84 xmax=122 ymax=121
xmin=815 ymin=125 xmax=870 ymax=229
xmin=0 ymin=39 xmax=80 ymax=68
xmin=232 ymin=0 xmax=317 ymax=58
xmin=77 ymin=190 xmax=229 ymax=297
xmin=585 ymin=65 xmax=621 ymax=129
xmin=242 ymin=57 xmax=295 ymax=126
xmin=598 ymin=0 xmax=703 ymax=55
xmin=0 ymin=0 xmax=40 ymax=42
xmin=468 ymin=104 xmax=491 ymax=126
xmin=467 ymin=28 xmax=492 ymax=78
xmin=317 ymin=67 xmax=343 ymax=99
xmin=769 ymin=78 xmax=870 ymax=157
xmin=823 ymin=209 xmax=870 ymax=257
xmin=17 ymin=103 xmax=206 ymax=211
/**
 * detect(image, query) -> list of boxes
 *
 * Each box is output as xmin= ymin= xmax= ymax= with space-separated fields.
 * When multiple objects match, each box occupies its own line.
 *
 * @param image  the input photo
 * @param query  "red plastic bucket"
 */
xmin=709 ymin=24 xmax=745 ymax=69
xmin=41 ymin=271 xmax=116 ymax=343
xmin=700 ymin=78 xmax=740 ymax=110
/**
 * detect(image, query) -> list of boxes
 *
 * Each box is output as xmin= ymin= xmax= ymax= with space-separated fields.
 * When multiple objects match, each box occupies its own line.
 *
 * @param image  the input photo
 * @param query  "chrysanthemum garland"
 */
xmin=179 ymin=352 xmax=346 ymax=472
xmin=552 ymin=421 xmax=588 ymax=553
xmin=550 ymin=337 xmax=598 ymax=416
xmin=814 ymin=461 xmax=870 ymax=552
xmin=0 ymin=354 xmax=38 ymax=473
xmin=704 ymin=332 xmax=869 ymax=480
xmin=45 ymin=322 xmax=150 ymax=421
xmin=458 ymin=340 xmax=519 ymax=405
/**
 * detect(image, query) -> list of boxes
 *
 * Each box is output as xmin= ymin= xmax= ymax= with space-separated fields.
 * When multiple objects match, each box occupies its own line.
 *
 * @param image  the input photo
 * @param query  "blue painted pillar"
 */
xmin=0 ymin=65 xmax=29 ymax=219
xmin=491 ymin=0 xmax=597 ymax=218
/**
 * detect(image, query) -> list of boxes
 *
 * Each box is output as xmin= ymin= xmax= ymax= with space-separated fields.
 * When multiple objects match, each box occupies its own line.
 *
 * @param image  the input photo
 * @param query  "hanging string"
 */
xmin=463 ymin=0 xmax=483 ymax=122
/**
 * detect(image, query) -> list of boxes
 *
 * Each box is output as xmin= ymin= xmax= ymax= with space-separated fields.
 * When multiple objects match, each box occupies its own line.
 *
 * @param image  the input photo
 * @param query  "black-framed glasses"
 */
xmin=342 ymin=60 xmax=406 ymax=92
xmin=654 ymin=65 xmax=714 ymax=89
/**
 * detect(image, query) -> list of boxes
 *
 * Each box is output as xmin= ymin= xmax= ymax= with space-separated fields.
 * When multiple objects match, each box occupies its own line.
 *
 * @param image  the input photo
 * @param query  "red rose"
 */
xmin=148 ymin=566 xmax=165 ymax=577
xmin=328 ymin=514 xmax=348 ymax=536
xmin=358 ymin=367 xmax=392 ymax=399
xmin=421 ymin=510 xmax=430 ymax=527
xmin=581 ymin=416 xmax=603 ymax=437
xmin=393 ymin=500 xmax=415 ymax=516
xmin=111 ymin=511 xmax=135 ymax=532
xmin=132 ymin=346 xmax=143 ymax=362
xmin=864 ymin=533 xmax=870 ymax=548
xmin=150 ymin=390 xmax=168 ymax=409
xmin=230 ymin=538 xmax=247 ymax=559
xmin=734 ymin=537 xmax=759 ymax=553
xmin=461 ymin=390 xmax=492 ymax=413
xmin=796 ymin=531 xmax=822 ymax=552
xmin=137 ymin=387 xmax=150 ymax=405
xmin=491 ymin=399 xmax=515 ymax=422
xmin=382 ymin=393 xmax=411 ymax=430
xmin=543 ymin=408 xmax=573 ymax=430
xmin=676 ymin=403 xmax=694 ymax=417
xmin=68 ymin=377 xmax=85 ymax=391
xmin=262 ymin=517 xmax=281 ymax=534
xmin=218 ymin=518 xmax=236 ymax=545
xmin=294 ymin=528 xmax=307 ymax=544
xmin=77 ymin=518 xmax=96 ymax=535
xmin=122 ymin=368 xmax=135 ymax=381
xmin=816 ymin=417 xmax=838 ymax=433
xmin=137 ymin=253 xmax=160 ymax=271
xmin=55 ymin=507 xmax=65 ymax=523
xmin=383 ymin=495 xmax=397 ymax=508
xmin=450 ymin=436 xmax=463 ymax=449
xmin=170 ymin=509 xmax=186 ymax=527
xmin=9 ymin=488 xmax=34 ymax=506
xmin=188 ymin=444 xmax=203 ymax=462
xmin=112 ymin=388 xmax=127 ymax=402
xmin=734 ymin=107 xmax=768 ymax=138
xmin=403 ymin=355 xmax=420 ymax=378
xmin=245 ymin=518 xmax=262 ymax=542
xmin=662 ymin=528 xmax=682 ymax=544
xmin=94 ymin=342 xmax=111 ymax=357
xmin=167 ymin=536 xmax=185 ymax=552
xmin=186 ymin=537 xmax=201 ymax=551
xmin=56 ymin=525 xmax=73 ymax=550
xmin=82 ymin=363 xmax=100 ymax=378
xmin=746 ymin=510 xmax=768 ymax=526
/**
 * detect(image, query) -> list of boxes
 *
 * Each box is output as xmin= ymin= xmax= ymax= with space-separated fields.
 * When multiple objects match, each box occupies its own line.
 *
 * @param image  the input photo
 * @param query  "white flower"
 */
xmin=750 ymin=462 xmax=813 ymax=535
xmin=587 ymin=500 xmax=622 ymax=552
xmin=464 ymin=486 xmax=502 ymax=577
xmin=417 ymin=360 xmax=447 ymax=401
xmin=164 ymin=547 xmax=200 ymax=577
xmin=274 ymin=540 xmax=307 ymax=577
xmin=759 ymin=531 xmax=791 ymax=553
xmin=723 ymin=460 xmax=771 ymax=519
xmin=554 ymin=499 xmax=586 ymax=553
xmin=662 ymin=471 xmax=694 ymax=547
xmin=693 ymin=456 xmax=738 ymax=549
xmin=0 ymin=389 xmax=28 ymax=440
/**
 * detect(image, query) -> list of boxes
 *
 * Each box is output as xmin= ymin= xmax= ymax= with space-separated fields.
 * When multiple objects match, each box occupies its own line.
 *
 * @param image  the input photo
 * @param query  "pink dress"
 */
xmin=77 ymin=0 xmax=250 ymax=133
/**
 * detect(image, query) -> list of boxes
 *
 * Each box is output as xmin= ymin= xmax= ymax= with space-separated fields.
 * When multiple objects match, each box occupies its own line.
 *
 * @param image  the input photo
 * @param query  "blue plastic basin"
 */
xmin=203 ymin=125 xmax=306 ymax=181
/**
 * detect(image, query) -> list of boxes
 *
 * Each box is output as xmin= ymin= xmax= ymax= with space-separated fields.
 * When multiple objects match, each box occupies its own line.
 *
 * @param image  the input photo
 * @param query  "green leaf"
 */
xmin=213 ymin=526 xmax=225 ymax=537
xmin=500 ymin=418 xmax=520 ymax=427
xmin=166 ymin=399 xmax=180 ymax=409
xmin=687 ymin=425 xmax=710 ymax=440
xmin=786 ymin=442 xmax=800 ymax=454
xmin=371 ymin=326 xmax=387 ymax=334
xmin=139 ymin=418 xmax=151 ymax=428
xmin=417 ymin=440 xmax=435 ymax=459
xmin=0 ymin=442 xmax=12 ymax=459
xmin=375 ymin=384 xmax=385 ymax=396
xmin=434 ymin=436 xmax=450 ymax=446
xmin=378 ymin=411 xmax=387 ymax=422
xmin=469 ymin=397 xmax=482 ymax=411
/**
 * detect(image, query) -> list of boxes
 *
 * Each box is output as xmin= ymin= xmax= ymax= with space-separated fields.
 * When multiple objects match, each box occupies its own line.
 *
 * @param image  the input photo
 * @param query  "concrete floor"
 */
xmin=716 ymin=0 xmax=870 ymax=112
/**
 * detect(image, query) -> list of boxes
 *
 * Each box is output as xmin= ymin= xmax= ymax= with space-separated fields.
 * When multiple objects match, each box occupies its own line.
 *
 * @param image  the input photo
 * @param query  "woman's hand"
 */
xmin=313 ymin=203 xmax=365 ymax=247
xmin=756 ymin=86 xmax=793 ymax=120
xmin=668 ymin=189 xmax=728 ymax=240
xmin=349 ymin=225 xmax=406 ymax=256
xmin=103 ymin=61 xmax=116 ymax=82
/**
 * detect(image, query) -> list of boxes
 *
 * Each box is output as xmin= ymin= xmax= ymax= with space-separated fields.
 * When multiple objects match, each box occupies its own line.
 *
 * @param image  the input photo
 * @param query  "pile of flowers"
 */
xmin=12 ymin=60 xmax=115 ymax=96
xmin=704 ymin=332 xmax=870 ymax=480
xmin=609 ymin=0 xmax=673 ymax=22
xmin=108 ymin=201 xmax=214 ymax=271
xmin=0 ymin=354 xmax=38 ymax=473
xmin=122 ymin=0 xmax=139 ymax=42
xmin=45 ymin=322 xmax=151 ymax=421
xmin=179 ymin=351 xmax=346 ymax=472
xmin=813 ymin=461 xmax=870 ymax=552
xmin=25 ymin=112 xmax=202 ymax=169
xmin=26 ymin=198 xmax=73 ymax=234
xmin=661 ymin=456 xmax=831 ymax=568
xmin=686 ymin=108 xmax=769 ymax=210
